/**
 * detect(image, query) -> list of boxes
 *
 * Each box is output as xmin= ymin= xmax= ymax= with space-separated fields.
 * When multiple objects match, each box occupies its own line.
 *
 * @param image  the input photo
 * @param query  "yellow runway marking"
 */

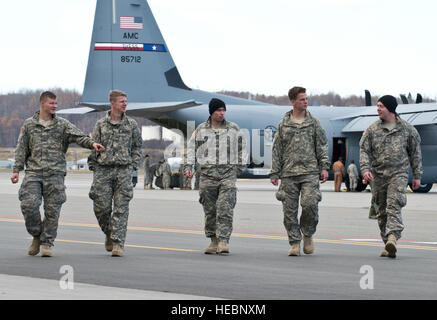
xmin=56 ymin=239 xmax=198 ymax=252
xmin=0 ymin=218 xmax=197 ymax=253
xmin=2 ymin=217 xmax=437 ymax=252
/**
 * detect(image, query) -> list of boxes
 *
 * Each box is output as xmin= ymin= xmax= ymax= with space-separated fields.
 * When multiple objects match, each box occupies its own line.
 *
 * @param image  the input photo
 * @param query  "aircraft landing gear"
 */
xmin=409 ymin=183 xmax=433 ymax=193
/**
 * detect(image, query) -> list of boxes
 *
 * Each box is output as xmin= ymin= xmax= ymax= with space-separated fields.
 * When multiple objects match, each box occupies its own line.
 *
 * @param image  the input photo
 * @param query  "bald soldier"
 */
xmin=360 ymin=95 xmax=422 ymax=258
xmin=11 ymin=91 xmax=104 ymax=257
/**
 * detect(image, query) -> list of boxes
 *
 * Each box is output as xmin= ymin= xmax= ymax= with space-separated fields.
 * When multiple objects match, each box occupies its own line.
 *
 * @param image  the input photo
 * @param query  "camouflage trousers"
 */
xmin=143 ymin=169 xmax=153 ymax=188
xmin=18 ymin=173 xmax=66 ymax=247
xmin=280 ymin=175 xmax=321 ymax=244
xmin=194 ymin=169 xmax=200 ymax=190
xmin=199 ymin=175 xmax=237 ymax=243
xmin=89 ymin=166 xmax=133 ymax=246
xmin=162 ymin=173 xmax=171 ymax=189
xmin=368 ymin=180 xmax=379 ymax=219
xmin=372 ymin=174 xmax=408 ymax=242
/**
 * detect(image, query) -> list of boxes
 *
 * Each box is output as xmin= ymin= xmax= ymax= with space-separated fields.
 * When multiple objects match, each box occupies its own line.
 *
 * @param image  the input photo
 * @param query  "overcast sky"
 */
xmin=2 ymin=0 xmax=437 ymax=100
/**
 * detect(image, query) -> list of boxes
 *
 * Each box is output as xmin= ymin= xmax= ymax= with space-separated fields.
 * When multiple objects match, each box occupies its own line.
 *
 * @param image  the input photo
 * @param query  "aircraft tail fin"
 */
xmin=81 ymin=0 xmax=190 ymax=104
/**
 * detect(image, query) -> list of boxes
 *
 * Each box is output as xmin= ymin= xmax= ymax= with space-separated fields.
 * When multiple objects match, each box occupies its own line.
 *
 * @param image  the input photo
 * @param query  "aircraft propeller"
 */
xmin=400 ymin=94 xmax=409 ymax=104
xmin=399 ymin=93 xmax=423 ymax=104
xmin=364 ymin=90 xmax=372 ymax=106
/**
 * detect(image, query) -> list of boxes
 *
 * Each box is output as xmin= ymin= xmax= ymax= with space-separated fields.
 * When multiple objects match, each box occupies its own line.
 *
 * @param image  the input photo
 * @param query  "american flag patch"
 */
xmin=120 ymin=16 xmax=143 ymax=29
xmin=94 ymin=43 xmax=166 ymax=52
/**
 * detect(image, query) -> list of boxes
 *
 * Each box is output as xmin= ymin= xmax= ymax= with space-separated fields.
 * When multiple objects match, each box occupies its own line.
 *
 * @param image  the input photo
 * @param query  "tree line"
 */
xmin=0 ymin=88 xmax=434 ymax=147
xmin=218 ymin=90 xmax=435 ymax=106
xmin=0 ymin=89 xmax=157 ymax=147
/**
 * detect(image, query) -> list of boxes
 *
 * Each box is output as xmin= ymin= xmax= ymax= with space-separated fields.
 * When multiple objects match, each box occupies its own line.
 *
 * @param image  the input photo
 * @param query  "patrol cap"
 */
xmin=378 ymin=95 xmax=398 ymax=114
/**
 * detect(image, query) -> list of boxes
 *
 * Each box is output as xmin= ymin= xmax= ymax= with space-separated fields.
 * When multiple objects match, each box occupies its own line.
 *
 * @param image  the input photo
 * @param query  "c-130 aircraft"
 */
xmin=59 ymin=0 xmax=437 ymax=193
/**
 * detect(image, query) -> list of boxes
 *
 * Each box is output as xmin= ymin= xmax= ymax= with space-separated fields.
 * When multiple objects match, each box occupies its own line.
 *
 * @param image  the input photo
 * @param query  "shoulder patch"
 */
xmin=228 ymin=121 xmax=240 ymax=131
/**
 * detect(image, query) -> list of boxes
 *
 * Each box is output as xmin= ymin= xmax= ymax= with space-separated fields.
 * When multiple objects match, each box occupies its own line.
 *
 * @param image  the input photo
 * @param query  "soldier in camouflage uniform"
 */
xmin=11 ymin=91 xmax=104 ymax=257
xmin=270 ymin=87 xmax=330 ymax=256
xmin=179 ymin=162 xmax=185 ymax=189
xmin=88 ymin=90 xmax=143 ymax=257
xmin=143 ymin=154 xmax=154 ymax=189
xmin=360 ymin=95 xmax=422 ymax=258
xmin=194 ymin=162 xmax=200 ymax=190
xmin=179 ymin=155 xmax=191 ymax=189
xmin=158 ymin=159 xmax=172 ymax=189
xmin=185 ymin=98 xmax=246 ymax=254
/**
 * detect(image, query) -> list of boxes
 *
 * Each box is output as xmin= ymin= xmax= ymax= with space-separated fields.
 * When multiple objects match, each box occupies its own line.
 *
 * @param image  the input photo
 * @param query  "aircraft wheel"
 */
xmin=355 ymin=176 xmax=368 ymax=192
xmin=344 ymin=174 xmax=350 ymax=191
xmin=409 ymin=183 xmax=433 ymax=193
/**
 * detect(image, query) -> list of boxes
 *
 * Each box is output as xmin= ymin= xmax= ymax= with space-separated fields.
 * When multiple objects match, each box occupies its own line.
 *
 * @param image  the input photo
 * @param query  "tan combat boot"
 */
xmin=303 ymin=236 xmax=314 ymax=254
xmin=105 ymin=234 xmax=113 ymax=252
xmin=385 ymin=234 xmax=397 ymax=258
xmin=41 ymin=244 xmax=52 ymax=257
xmin=380 ymin=248 xmax=389 ymax=257
xmin=288 ymin=242 xmax=301 ymax=256
xmin=144 ymin=186 xmax=149 ymax=190
xmin=28 ymin=237 xmax=41 ymax=256
xmin=112 ymin=244 xmax=124 ymax=257
xmin=217 ymin=240 xmax=229 ymax=254
xmin=204 ymin=236 xmax=218 ymax=254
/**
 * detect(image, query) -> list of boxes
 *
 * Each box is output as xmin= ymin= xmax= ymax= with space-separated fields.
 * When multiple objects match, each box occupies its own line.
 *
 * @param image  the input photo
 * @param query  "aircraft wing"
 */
xmin=57 ymin=100 xmax=202 ymax=116
xmin=125 ymin=100 xmax=202 ymax=117
xmin=57 ymin=106 xmax=101 ymax=114
xmin=341 ymin=116 xmax=379 ymax=132
xmin=339 ymin=103 xmax=437 ymax=133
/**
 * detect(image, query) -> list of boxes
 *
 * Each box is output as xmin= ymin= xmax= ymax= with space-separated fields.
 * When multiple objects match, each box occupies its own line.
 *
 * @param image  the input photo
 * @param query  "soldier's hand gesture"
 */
xmin=185 ymin=170 xmax=193 ymax=178
xmin=412 ymin=178 xmax=420 ymax=190
xmin=11 ymin=172 xmax=19 ymax=184
xmin=92 ymin=143 xmax=105 ymax=152
xmin=320 ymin=170 xmax=328 ymax=183
xmin=362 ymin=171 xmax=373 ymax=184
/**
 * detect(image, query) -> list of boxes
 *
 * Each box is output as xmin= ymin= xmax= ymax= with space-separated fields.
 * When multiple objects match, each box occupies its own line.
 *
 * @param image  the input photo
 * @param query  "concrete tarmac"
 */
xmin=1 ymin=172 xmax=437 ymax=300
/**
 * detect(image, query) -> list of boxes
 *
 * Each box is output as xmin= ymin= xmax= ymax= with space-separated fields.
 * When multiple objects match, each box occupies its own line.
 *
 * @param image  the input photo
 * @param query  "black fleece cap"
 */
xmin=378 ymin=95 xmax=398 ymax=114
xmin=209 ymin=98 xmax=226 ymax=115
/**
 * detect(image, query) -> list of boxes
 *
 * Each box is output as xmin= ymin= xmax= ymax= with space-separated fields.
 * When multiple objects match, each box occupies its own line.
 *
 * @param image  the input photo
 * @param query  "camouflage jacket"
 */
xmin=144 ymin=158 xmax=151 ymax=172
xmin=359 ymin=117 xmax=422 ymax=179
xmin=13 ymin=111 xmax=95 ymax=175
xmin=270 ymin=111 xmax=330 ymax=179
xmin=158 ymin=162 xmax=171 ymax=176
xmin=88 ymin=111 xmax=142 ymax=170
xmin=184 ymin=118 xmax=247 ymax=180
